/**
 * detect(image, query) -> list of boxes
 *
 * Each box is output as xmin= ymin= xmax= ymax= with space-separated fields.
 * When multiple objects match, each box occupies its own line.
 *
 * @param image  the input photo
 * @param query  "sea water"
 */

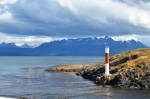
xmin=0 ymin=56 xmax=149 ymax=99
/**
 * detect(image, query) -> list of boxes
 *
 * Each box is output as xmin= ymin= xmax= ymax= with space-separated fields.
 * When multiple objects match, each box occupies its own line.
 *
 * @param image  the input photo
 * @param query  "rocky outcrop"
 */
xmin=77 ymin=48 xmax=150 ymax=89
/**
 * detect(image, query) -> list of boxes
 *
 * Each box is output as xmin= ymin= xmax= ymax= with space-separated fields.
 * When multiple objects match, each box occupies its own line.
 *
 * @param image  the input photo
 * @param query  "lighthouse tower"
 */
xmin=105 ymin=46 xmax=110 ymax=75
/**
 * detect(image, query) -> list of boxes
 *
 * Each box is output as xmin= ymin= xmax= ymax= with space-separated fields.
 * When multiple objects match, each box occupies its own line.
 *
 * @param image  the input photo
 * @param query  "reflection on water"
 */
xmin=0 ymin=56 xmax=150 ymax=99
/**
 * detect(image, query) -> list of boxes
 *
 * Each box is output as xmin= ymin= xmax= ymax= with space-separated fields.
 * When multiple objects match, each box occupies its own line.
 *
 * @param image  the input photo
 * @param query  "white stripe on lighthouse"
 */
xmin=105 ymin=46 xmax=109 ymax=75
xmin=105 ymin=46 xmax=109 ymax=53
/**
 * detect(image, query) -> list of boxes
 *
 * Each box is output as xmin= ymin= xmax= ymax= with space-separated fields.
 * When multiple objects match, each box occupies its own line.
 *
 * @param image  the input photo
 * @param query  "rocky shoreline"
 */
xmin=77 ymin=48 xmax=150 ymax=89
xmin=46 ymin=48 xmax=150 ymax=89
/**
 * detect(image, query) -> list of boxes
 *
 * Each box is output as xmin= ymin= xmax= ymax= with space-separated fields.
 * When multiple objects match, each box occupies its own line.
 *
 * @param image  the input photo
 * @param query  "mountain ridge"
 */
xmin=0 ymin=36 xmax=148 ymax=56
xmin=34 ymin=36 xmax=147 ymax=56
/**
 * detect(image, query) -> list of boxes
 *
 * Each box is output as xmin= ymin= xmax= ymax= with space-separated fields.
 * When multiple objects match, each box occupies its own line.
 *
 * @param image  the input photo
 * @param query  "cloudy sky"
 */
xmin=0 ymin=0 xmax=150 ymax=46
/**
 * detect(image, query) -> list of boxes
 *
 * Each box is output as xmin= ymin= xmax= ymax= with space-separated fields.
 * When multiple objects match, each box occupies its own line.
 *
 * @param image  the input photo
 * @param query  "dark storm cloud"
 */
xmin=0 ymin=0 xmax=150 ymax=38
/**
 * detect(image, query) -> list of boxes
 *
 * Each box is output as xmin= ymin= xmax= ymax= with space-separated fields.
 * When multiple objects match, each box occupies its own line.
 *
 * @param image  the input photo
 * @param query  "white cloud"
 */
xmin=57 ymin=0 xmax=78 ymax=14
xmin=0 ymin=0 xmax=17 ymax=5
xmin=112 ymin=35 xmax=138 ymax=41
xmin=0 ymin=32 xmax=53 ymax=47
xmin=128 ymin=7 xmax=150 ymax=29
xmin=55 ymin=0 xmax=150 ymax=28
xmin=0 ymin=0 xmax=17 ymax=24
xmin=112 ymin=35 xmax=150 ymax=47
xmin=55 ymin=0 xmax=150 ymax=33
xmin=0 ymin=11 xmax=15 ymax=23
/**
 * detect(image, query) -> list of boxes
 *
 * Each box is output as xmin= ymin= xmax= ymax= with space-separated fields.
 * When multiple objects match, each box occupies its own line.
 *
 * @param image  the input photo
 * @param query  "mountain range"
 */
xmin=0 ymin=36 xmax=148 ymax=56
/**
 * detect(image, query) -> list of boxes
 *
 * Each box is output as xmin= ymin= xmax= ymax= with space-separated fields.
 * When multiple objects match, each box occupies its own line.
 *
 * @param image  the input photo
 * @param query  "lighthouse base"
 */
xmin=105 ymin=63 xmax=109 ymax=75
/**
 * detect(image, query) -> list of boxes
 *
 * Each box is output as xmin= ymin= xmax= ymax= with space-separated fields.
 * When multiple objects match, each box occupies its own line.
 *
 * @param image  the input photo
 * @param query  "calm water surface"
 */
xmin=0 ymin=56 xmax=149 ymax=99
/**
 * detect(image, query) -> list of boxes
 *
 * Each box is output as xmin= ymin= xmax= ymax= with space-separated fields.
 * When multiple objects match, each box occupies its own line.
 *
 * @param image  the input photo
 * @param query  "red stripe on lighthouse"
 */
xmin=105 ymin=53 xmax=109 ymax=63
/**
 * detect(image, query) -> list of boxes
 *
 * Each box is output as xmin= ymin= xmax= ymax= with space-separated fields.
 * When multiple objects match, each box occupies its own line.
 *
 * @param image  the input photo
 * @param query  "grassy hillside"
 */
xmin=78 ymin=48 xmax=150 ymax=89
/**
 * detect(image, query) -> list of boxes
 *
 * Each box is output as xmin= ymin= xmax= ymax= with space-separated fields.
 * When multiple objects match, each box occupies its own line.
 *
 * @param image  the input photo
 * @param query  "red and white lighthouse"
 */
xmin=105 ymin=46 xmax=110 ymax=75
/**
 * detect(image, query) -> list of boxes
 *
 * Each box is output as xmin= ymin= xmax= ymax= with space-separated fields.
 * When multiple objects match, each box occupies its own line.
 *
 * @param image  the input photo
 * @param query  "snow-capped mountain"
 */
xmin=16 ymin=43 xmax=31 ymax=48
xmin=0 ymin=36 xmax=148 ymax=56
xmin=35 ymin=36 xmax=147 ymax=56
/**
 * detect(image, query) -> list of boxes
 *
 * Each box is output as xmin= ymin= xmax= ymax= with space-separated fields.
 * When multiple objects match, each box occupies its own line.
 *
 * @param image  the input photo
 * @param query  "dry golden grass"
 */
xmin=56 ymin=64 xmax=82 ymax=71
xmin=110 ymin=48 xmax=150 ymax=73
